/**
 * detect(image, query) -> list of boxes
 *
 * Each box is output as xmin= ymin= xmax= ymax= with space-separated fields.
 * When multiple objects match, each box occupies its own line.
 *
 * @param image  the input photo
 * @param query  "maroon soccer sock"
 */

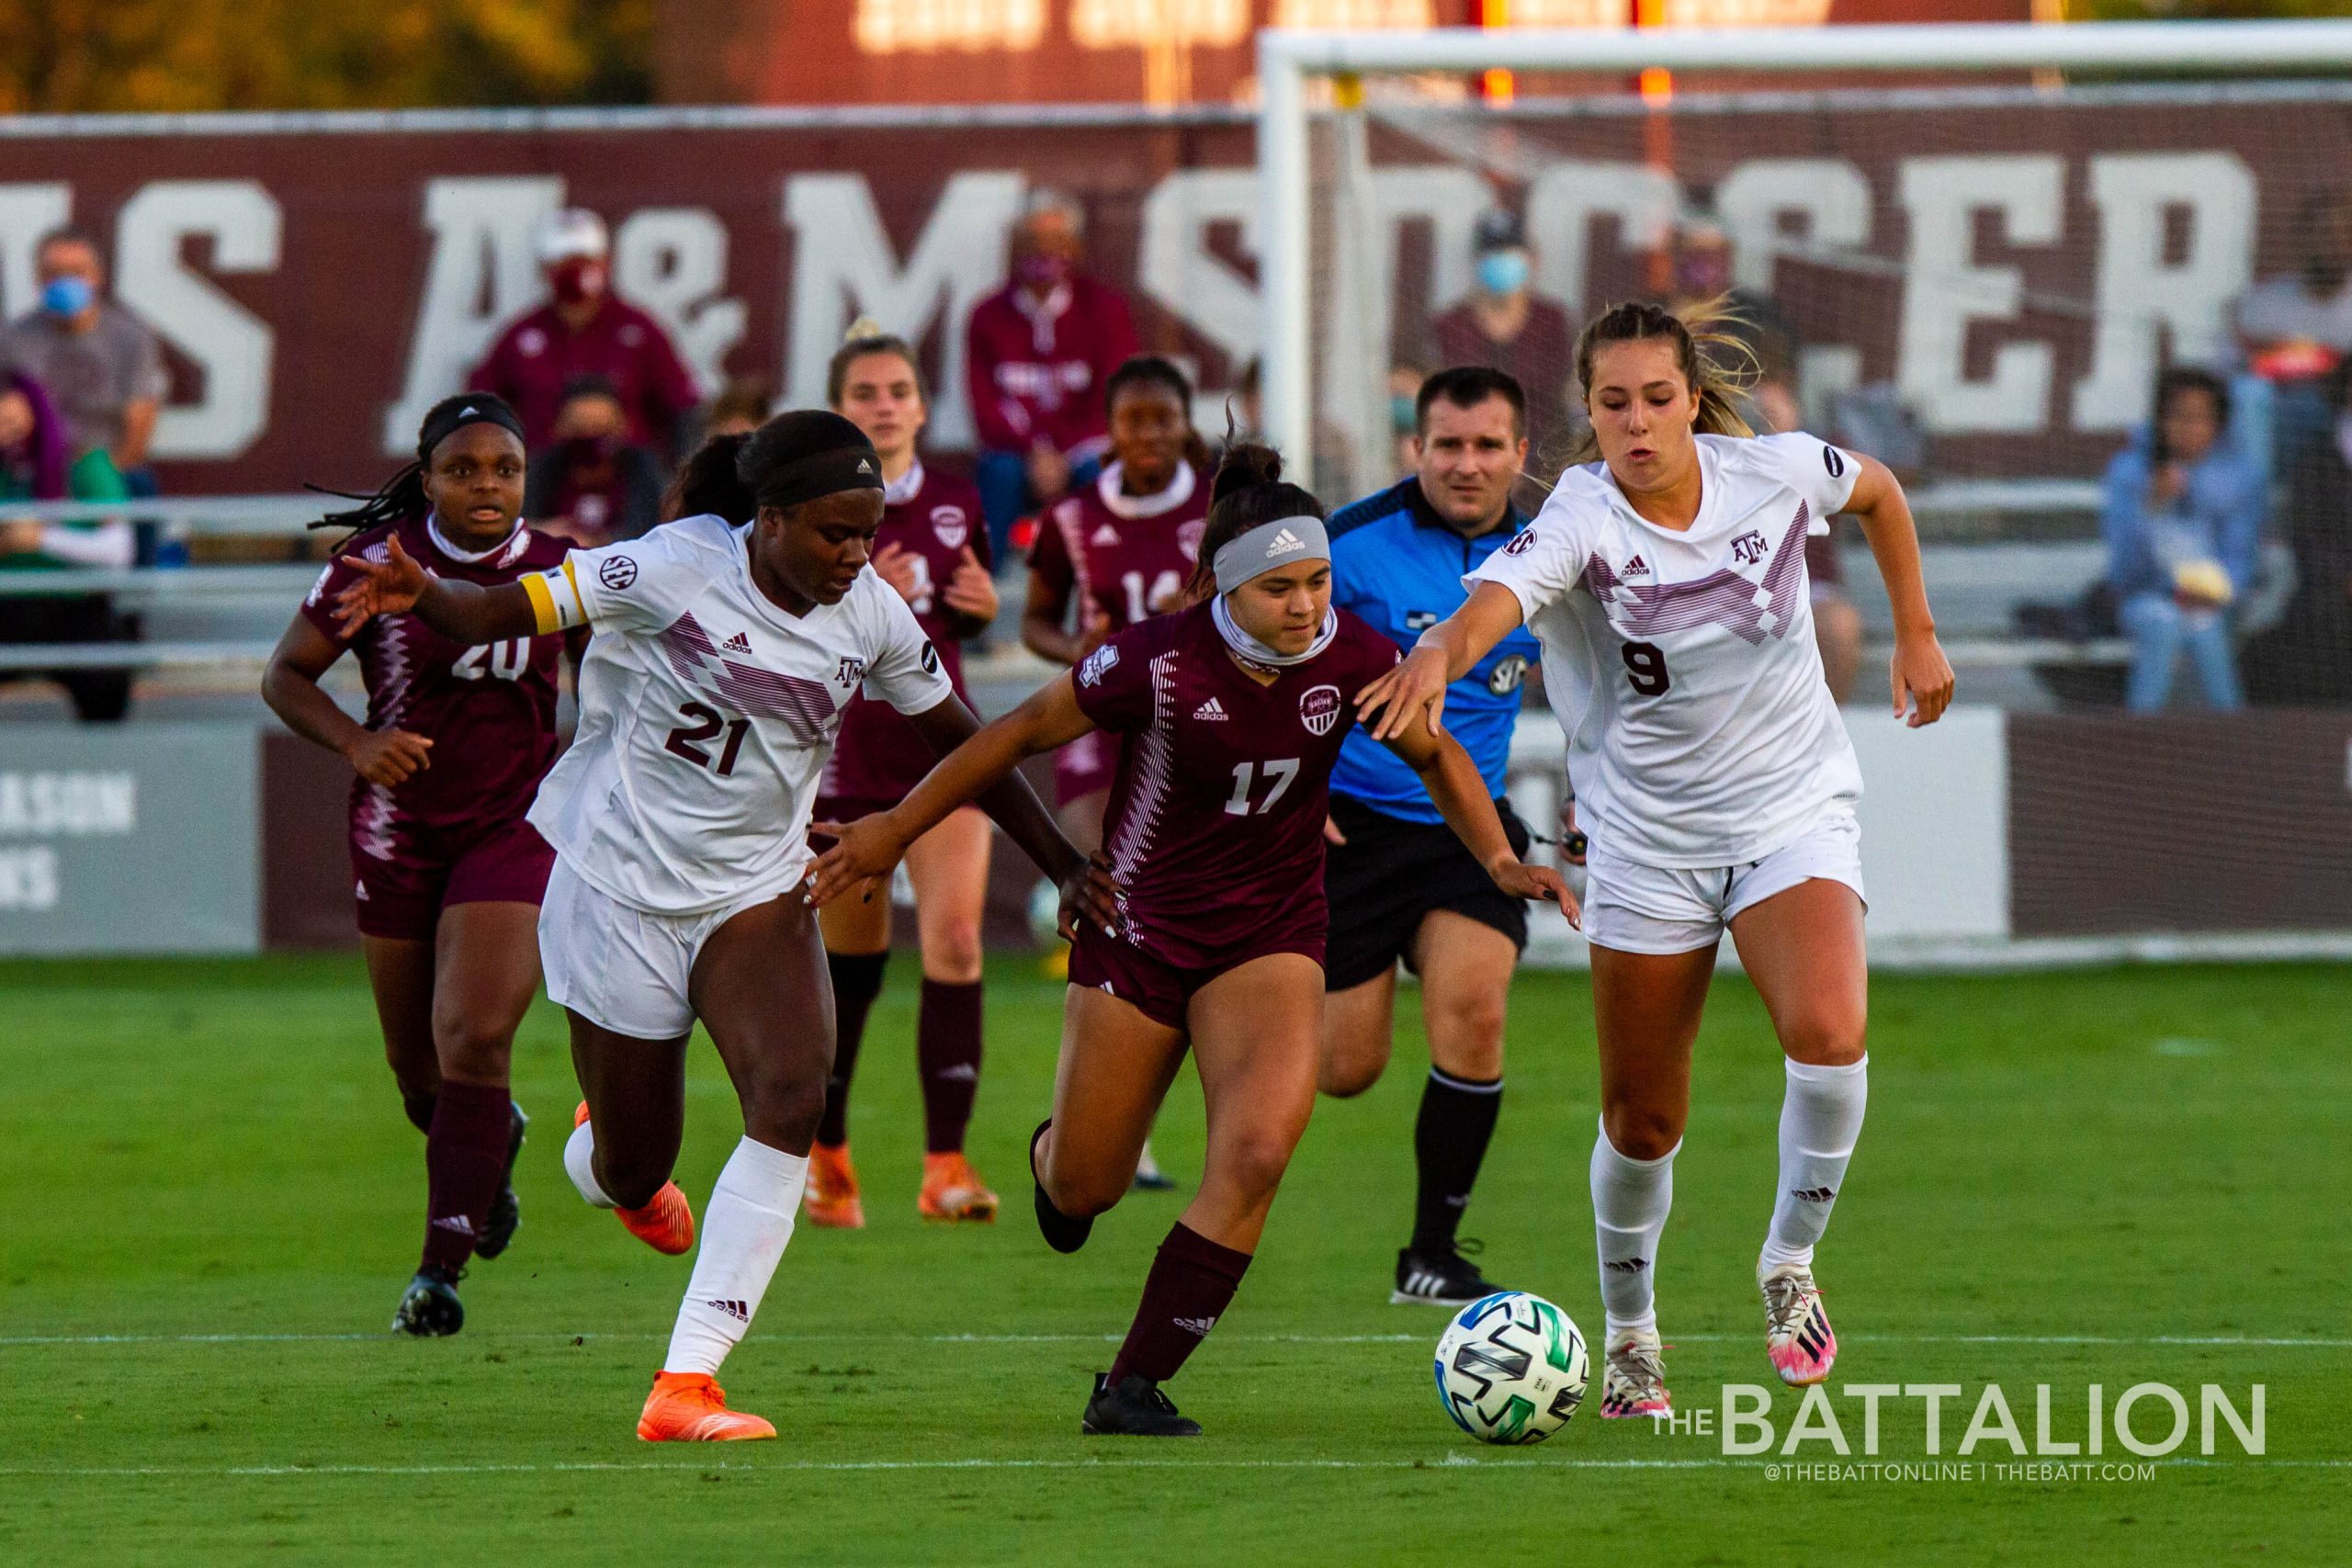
xmin=820 ymin=951 xmax=888 ymax=1148
xmin=1106 ymin=1223 xmax=1255 ymax=1386
xmin=420 ymin=1079 xmax=514 ymax=1274
xmin=401 ymin=1089 xmax=437 ymax=1135
xmin=917 ymin=977 xmax=984 ymax=1155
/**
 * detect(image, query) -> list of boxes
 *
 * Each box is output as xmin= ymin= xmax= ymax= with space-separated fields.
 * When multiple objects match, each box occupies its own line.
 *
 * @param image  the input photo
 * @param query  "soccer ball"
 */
xmin=1432 ymin=1291 xmax=1589 ymax=1444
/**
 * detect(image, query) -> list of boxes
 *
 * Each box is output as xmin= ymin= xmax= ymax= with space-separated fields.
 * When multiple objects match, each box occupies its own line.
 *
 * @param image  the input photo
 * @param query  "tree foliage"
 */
xmin=0 ymin=0 xmax=651 ymax=114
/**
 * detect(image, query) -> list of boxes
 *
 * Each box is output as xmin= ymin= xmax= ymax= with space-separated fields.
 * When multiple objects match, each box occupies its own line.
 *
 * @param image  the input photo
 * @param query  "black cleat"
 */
xmin=1031 ymin=1120 xmax=1094 ymax=1255
xmin=1391 ymin=1239 xmax=1505 ymax=1307
xmin=391 ymin=1266 xmax=465 ymax=1337
xmin=474 ymin=1102 xmax=529 ymax=1261
xmin=1081 ymin=1372 xmax=1202 ymax=1437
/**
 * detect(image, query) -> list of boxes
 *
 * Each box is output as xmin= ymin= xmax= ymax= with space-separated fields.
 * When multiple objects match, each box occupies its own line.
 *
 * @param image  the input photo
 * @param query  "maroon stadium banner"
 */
xmin=0 ymin=87 xmax=2336 ymax=494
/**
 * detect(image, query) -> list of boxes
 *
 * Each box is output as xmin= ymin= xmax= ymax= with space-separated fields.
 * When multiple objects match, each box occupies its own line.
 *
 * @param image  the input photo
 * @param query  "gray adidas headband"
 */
xmin=1212 ymin=515 xmax=1330 ymax=593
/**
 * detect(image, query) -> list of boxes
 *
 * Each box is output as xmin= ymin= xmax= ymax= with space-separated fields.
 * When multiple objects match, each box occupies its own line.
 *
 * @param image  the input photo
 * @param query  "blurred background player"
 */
xmin=1361 ymin=300 xmax=1952 ymax=1421
xmin=965 ymin=189 xmax=1140 ymax=566
xmin=809 ymin=322 xmax=1002 ymax=1228
xmin=330 ymin=411 xmax=1087 ymax=1441
xmin=259 ymin=393 xmax=557 ymax=1337
xmin=810 ymin=442 xmax=1565 ymax=1437
xmin=524 ymin=374 xmax=666 ymax=547
xmin=1317 ymin=366 xmax=1544 ymax=1308
xmin=469 ymin=209 xmax=702 ymax=458
xmin=1021 ymin=354 xmax=1212 ymax=1190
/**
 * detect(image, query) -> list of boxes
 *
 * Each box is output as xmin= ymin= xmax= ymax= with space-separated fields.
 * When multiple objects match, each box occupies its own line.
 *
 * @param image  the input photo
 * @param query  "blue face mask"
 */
xmin=1391 ymin=392 xmax=1418 ymax=435
xmin=40 ymin=276 xmax=94 ymax=317
xmin=1476 ymin=250 xmax=1531 ymax=298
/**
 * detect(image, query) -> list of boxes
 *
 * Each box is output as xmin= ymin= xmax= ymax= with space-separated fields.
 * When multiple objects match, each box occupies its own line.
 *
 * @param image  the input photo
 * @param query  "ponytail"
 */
xmin=1567 ymin=297 xmax=1756 ymax=467
xmin=1184 ymin=439 xmax=1324 ymax=601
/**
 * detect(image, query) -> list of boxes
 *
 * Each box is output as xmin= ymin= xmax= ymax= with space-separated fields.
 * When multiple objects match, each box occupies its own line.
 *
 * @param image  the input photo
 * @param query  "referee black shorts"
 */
xmin=1322 ymin=792 xmax=1532 ymax=993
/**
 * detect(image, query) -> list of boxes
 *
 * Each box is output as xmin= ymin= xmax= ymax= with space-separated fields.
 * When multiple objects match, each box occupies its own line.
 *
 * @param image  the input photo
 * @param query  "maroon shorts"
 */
xmin=1068 ymin=922 xmax=1327 ymax=1032
xmin=350 ymin=816 xmax=556 ymax=942
xmin=1053 ymin=730 xmax=1119 ymax=810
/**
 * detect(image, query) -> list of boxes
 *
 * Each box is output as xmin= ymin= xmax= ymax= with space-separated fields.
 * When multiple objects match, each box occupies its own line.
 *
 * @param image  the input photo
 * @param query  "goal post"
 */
xmin=1255 ymin=18 xmax=2352 ymax=495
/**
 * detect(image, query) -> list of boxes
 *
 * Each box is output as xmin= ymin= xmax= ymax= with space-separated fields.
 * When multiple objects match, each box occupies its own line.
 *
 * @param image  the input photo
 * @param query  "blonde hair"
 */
xmin=1567 ymin=296 xmax=1756 ymax=466
xmin=827 ymin=316 xmax=925 ymax=408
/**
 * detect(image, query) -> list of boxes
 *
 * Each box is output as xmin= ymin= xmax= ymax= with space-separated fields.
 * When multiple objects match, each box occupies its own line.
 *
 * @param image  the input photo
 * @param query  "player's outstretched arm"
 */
xmin=1355 ymin=581 xmax=1526 ymax=742
xmin=899 ymin=690 xmax=1101 ymax=905
xmin=1384 ymin=721 xmax=1577 ymax=927
xmin=330 ymin=535 xmax=539 ymax=646
xmin=808 ymin=675 xmax=1109 ymax=923
xmin=1844 ymin=454 xmax=1955 ymax=728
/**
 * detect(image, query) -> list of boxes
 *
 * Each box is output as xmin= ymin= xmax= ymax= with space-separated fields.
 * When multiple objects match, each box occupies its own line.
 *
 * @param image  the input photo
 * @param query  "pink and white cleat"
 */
xmin=1762 ymin=1265 xmax=1838 ymax=1386
xmin=1597 ymin=1327 xmax=1671 ymax=1419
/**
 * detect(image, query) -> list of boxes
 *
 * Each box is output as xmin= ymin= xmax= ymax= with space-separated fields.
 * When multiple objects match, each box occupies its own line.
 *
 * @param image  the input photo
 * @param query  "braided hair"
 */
xmin=311 ymin=392 xmax=527 ymax=541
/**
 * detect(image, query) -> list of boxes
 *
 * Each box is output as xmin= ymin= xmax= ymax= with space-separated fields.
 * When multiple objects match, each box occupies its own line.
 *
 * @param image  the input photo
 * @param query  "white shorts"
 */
xmin=538 ymin=858 xmax=780 ymax=1040
xmin=1582 ymin=811 xmax=1866 ymax=956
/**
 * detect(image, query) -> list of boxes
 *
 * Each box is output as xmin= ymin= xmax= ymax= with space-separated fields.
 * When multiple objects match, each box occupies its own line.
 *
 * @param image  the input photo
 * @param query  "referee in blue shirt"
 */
xmin=1321 ymin=367 xmax=1549 ymax=1306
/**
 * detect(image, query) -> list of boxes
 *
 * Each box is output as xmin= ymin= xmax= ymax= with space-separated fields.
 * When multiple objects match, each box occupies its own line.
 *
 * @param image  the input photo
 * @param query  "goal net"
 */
xmin=1263 ymin=23 xmax=2352 ymax=963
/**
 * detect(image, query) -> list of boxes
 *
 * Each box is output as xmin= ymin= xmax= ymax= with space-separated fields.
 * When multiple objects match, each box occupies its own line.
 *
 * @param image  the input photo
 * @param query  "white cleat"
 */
xmin=1762 ymin=1264 xmax=1838 ymax=1386
xmin=1598 ymin=1327 xmax=1671 ymax=1419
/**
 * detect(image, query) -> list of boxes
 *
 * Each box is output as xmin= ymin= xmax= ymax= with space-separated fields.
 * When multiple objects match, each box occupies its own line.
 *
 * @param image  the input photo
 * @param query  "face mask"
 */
xmin=1391 ymin=392 xmax=1418 ymax=435
xmin=40 ymin=276 xmax=94 ymax=317
xmin=1678 ymin=254 xmax=1732 ymax=297
xmin=1476 ymin=251 xmax=1530 ymax=297
xmin=548 ymin=258 xmax=606 ymax=306
xmin=1014 ymin=252 xmax=1071 ymax=290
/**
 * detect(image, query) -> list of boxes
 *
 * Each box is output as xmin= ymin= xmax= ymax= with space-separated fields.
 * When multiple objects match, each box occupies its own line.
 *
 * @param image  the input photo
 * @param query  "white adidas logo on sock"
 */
xmin=1193 ymin=697 xmax=1227 ymax=721
xmin=431 ymin=1214 xmax=475 ymax=1235
xmin=1266 ymin=527 xmax=1307 ymax=556
xmin=933 ymin=1064 xmax=978 ymax=1081
xmin=1172 ymin=1314 xmax=1218 ymax=1337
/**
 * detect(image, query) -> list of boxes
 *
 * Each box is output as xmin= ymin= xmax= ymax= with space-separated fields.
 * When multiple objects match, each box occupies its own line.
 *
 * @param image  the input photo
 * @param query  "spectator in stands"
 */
xmin=0 ymin=228 xmax=167 ymax=497
xmin=1753 ymin=375 xmax=1862 ymax=703
xmin=0 ymin=368 xmax=139 ymax=720
xmin=2242 ymin=362 xmax=2352 ymax=705
xmin=1668 ymin=213 xmax=1802 ymax=383
xmin=701 ymin=376 xmax=775 ymax=440
xmin=523 ymin=376 xmax=664 ymax=547
xmin=965 ymin=188 xmax=1140 ymax=565
xmin=2103 ymin=367 xmax=2262 ymax=714
xmin=469 ymin=209 xmax=701 ymax=457
xmin=1428 ymin=209 xmax=1574 ymax=457
xmin=2237 ymin=193 xmax=2352 ymax=479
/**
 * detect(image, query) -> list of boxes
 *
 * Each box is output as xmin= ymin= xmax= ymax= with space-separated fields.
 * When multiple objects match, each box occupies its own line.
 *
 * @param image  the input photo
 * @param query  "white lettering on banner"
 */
xmin=782 ymin=171 xmax=1025 ymax=450
xmin=0 ymin=847 xmax=60 ymax=911
xmin=117 ymin=181 xmax=284 ymax=461
xmin=0 ymin=772 xmax=139 ymax=836
xmin=2070 ymin=152 xmax=2256 ymax=432
xmin=1525 ymin=160 xmax=1680 ymax=331
xmin=1139 ymin=170 xmax=1261 ymax=378
xmin=386 ymin=176 xmax=567 ymax=453
xmin=0 ymin=183 xmax=73 ymax=321
xmin=615 ymin=208 xmax=745 ymax=400
xmin=1897 ymin=155 xmax=2064 ymax=434
xmin=1713 ymin=159 xmax=1874 ymax=298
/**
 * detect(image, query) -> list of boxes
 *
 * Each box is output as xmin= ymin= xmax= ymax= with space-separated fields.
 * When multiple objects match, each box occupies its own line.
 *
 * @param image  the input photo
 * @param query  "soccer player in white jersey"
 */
xmin=332 ymin=411 xmax=1102 ymax=1442
xmin=1360 ymin=301 xmax=1955 ymax=1417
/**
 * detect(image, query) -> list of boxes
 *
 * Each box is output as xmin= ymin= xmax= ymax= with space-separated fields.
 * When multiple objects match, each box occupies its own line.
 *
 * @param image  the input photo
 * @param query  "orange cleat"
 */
xmin=804 ymin=1142 xmax=865 ymax=1229
xmin=574 ymin=1102 xmax=696 ymax=1256
xmin=636 ymin=1371 xmax=776 ymax=1442
xmin=919 ymin=1151 xmax=1000 ymax=1224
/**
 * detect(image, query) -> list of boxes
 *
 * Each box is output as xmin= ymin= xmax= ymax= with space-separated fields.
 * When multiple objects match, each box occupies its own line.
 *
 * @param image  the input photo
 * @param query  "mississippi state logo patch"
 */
xmin=1298 ymin=683 xmax=1342 ymax=737
xmin=597 ymin=555 xmax=639 ymax=591
xmin=931 ymin=505 xmax=969 ymax=550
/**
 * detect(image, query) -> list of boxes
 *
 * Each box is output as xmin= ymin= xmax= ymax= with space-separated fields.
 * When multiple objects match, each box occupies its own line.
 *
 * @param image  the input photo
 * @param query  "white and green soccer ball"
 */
xmin=1433 ymin=1291 xmax=1589 ymax=1444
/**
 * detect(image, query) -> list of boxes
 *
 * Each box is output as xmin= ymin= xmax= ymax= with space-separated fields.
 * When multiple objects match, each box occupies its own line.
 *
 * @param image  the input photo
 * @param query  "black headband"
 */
xmin=418 ymin=396 xmax=526 ymax=464
xmin=752 ymin=444 xmax=886 ymax=510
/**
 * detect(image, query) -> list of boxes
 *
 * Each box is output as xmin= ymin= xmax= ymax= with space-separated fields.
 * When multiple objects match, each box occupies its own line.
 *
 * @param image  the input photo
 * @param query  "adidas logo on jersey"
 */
xmin=1266 ymin=527 xmax=1307 ymax=556
xmin=1193 ymin=697 xmax=1227 ymax=721
xmin=1091 ymin=523 xmax=1121 ymax=547
xmin=722 ymin=631 xmax=752 ymax=654
xmin=1623 ymin=554 xmax=1651 ymax=575
xmin=707 ymin=1298 xmax=752 ymax=1323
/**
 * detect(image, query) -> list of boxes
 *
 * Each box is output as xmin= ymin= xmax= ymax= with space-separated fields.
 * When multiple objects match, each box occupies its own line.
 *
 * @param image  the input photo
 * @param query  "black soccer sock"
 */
xmin=819 ymin=951 xmax=888 ymax=1148
xmin=1411 ymin=1067 xmax=1504 ymax=1255
xmin=917 ymin=977 xmax=984 ymax=1155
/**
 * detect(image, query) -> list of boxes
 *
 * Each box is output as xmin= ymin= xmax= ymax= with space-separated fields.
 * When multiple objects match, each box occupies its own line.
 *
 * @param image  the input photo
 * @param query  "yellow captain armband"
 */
xmin=523 ymin=558 xmax=591 ymax=635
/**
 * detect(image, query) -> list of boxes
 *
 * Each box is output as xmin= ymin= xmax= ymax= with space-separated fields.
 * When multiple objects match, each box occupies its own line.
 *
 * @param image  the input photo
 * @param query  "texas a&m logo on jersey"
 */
xmin=835 ymin=656 xmax=867 ymax=690
xmin=1298 ymin=684 xmax=1342 ymax=737
xmin=930 ymin=506 xmax=969 ymax=551
xmin=1732 ymin=530 xmax=1769 ymax=566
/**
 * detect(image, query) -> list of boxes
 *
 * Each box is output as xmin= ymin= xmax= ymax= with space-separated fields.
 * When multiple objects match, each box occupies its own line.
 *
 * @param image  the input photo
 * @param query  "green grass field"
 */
xmin=2 ymin=953 xmax=2346 ymax=1565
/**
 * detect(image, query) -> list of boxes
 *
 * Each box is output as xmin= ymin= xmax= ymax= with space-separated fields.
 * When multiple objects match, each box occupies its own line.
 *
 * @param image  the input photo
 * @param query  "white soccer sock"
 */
xmin=1590 ymin=1119 xmax=1678 ymax=1341
xmin=564 ymin=1118 xmax=616 ymax=1209
xmin=662 ymin=1136 xmax=809 ymax=1377
xmin=1758 ymin=1055 xmax=1869 ymax=1283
